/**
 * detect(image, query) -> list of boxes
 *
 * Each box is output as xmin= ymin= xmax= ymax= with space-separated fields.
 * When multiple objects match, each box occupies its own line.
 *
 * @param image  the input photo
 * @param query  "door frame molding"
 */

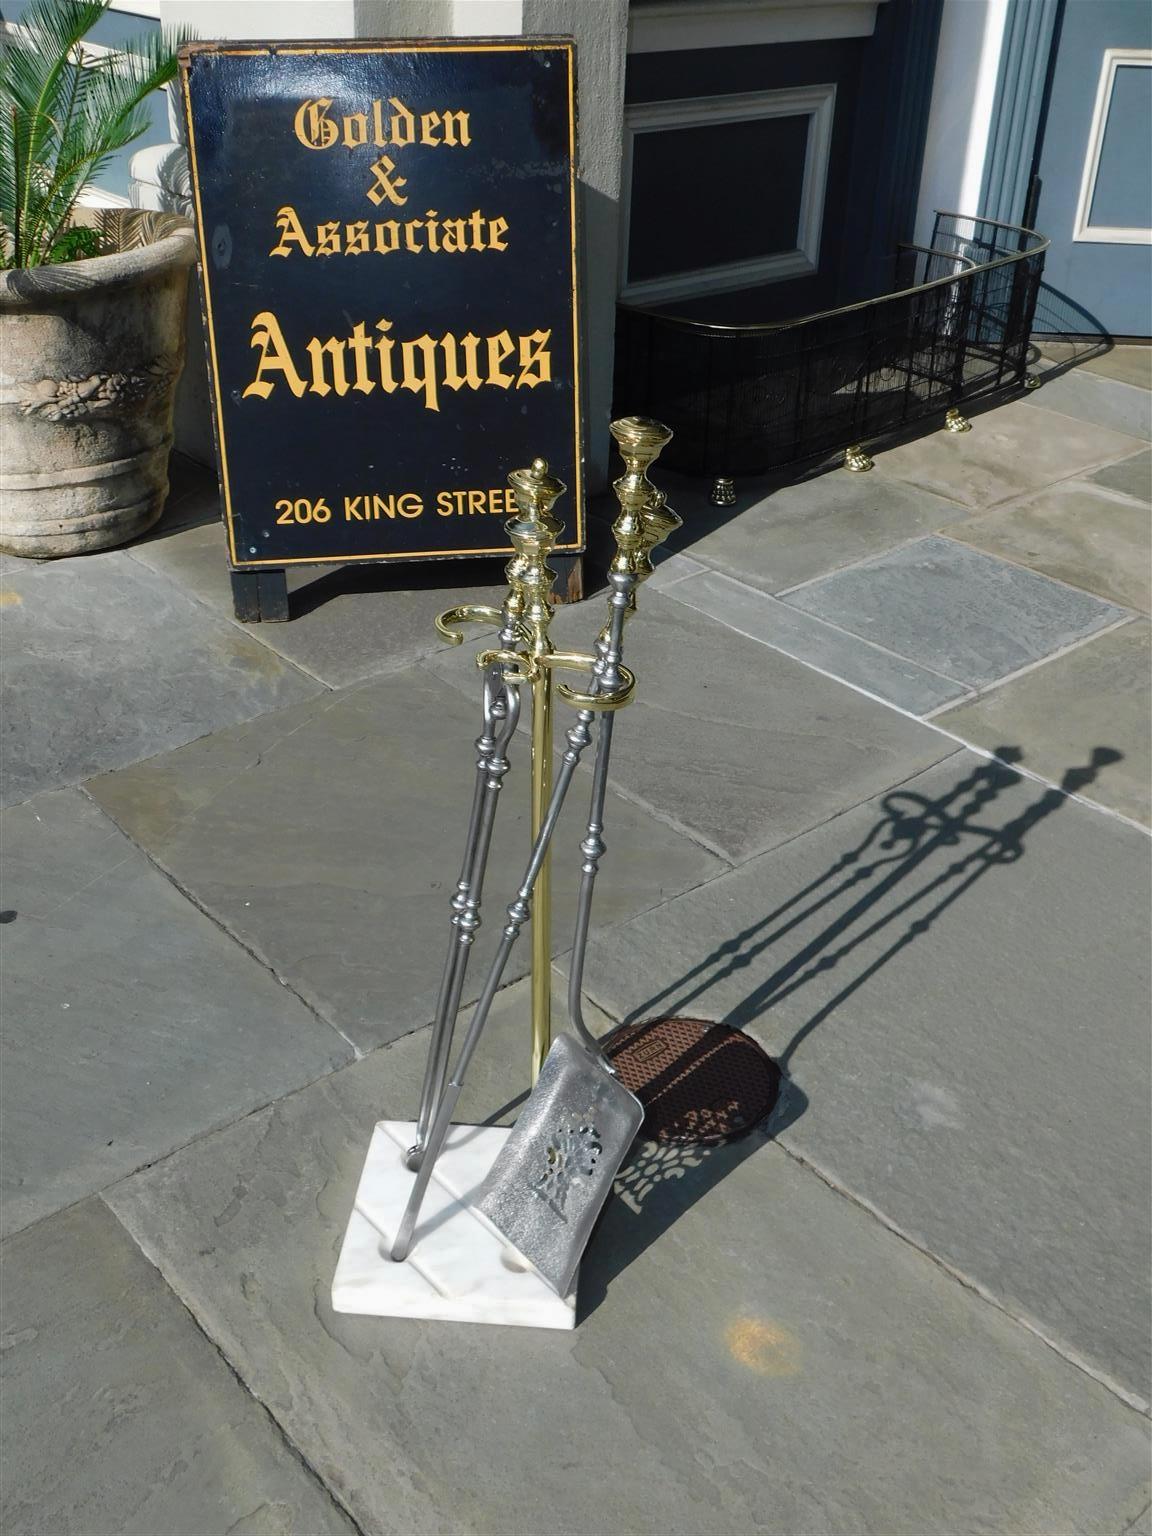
xmin=978 ymin=0 xmax=1061 ymax=229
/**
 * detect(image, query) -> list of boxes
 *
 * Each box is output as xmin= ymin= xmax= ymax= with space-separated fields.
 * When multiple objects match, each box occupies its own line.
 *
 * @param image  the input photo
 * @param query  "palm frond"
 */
xmin=0 ymin=0 xmax=107 ymax=252
xmin=0 ymin=107 xmax=22 ymax=256
xmin=83 ymin=29 xmax=181 ymax=121
xmin=0 ymin=0 xmax=187 ymax=267
xmin=29 ymin=84 xmax=165 ymax=257
xmin=19 ymin=55 xmax=90 ymax=254
xmin=0 ymin=0 xmax=106 ymax=119
xmin=97 ymin=206 xmax=188 ymax=251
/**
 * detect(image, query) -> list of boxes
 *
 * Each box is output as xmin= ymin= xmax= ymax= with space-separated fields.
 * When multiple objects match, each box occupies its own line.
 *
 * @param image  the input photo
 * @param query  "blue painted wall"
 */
xmin=1033 ymin=0 xmax=1152 ymax=337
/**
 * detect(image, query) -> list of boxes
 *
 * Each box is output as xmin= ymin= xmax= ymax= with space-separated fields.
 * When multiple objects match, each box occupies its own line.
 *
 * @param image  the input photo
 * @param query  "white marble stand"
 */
xmin=331 ymin=1121 xmax=577 ymax=1329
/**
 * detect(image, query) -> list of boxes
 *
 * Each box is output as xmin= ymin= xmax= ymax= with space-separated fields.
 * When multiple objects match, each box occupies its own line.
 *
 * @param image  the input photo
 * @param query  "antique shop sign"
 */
xmin=180 ymin=41 xmax=582 ymax=568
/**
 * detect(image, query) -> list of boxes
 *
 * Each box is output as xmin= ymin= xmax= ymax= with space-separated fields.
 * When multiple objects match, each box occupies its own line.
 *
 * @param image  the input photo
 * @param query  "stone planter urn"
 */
xmin=0 ymin=212 xmax=197 ymax=558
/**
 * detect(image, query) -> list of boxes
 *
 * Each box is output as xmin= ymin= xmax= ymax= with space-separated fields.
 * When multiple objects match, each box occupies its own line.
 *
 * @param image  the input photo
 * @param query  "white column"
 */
xmin=449 ymin=0 xmax=524 ymax=31
xmin=914 ymin=0 xmax=1010 ymax=246
xmin=523 ymin=0 xmax=628 ymax=490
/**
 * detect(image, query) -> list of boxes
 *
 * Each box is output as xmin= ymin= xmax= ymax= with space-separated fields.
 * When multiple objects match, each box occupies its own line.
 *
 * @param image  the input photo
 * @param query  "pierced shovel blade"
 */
xmin=478 ymin=1033 xmax=644 ymax=1297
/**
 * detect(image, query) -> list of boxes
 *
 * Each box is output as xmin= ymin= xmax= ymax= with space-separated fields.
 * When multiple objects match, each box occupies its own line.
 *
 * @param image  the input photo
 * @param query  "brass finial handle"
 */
xmin=507 ymin=455 xmax=566 ymax=527
xmin=609 ymin=414 xmax=673 ymax=463
xmin=596 ymin=417 xmax=680 ymax=652
xmin=504 ymin=456 xmax=566 ymax=659
xmin=607 ymin=416 xmax=680 ymax=592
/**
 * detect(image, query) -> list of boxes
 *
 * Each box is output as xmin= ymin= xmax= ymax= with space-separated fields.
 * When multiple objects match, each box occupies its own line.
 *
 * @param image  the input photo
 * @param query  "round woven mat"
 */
xmin=605 ymin=1017 xmax=780 ymax=1145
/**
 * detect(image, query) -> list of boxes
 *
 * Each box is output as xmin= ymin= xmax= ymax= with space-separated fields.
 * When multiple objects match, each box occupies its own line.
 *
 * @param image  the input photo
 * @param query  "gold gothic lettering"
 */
xmin=242 ymin=312 xmax=553 ymax=413
xmin=242 ymin=311 xmax=307 ymax=399
xmin=293 ymin=97 xmax=471 ymax=152
xmin=269 ymin=204 xmax=510 ymax=258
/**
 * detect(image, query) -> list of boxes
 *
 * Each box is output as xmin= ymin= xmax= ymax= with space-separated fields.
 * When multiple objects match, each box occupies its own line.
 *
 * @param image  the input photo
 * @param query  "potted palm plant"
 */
xmin=0 ymin=0 xmax=195 ymax=557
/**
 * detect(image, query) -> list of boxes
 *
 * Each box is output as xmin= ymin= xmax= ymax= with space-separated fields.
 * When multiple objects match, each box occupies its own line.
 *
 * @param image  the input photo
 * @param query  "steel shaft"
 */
xmin=406 ymin=667 xmax=519 ymax=1170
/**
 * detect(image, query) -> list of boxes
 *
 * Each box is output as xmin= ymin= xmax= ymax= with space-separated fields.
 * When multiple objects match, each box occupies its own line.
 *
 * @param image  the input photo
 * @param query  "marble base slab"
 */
xmin=331 ymin=1121 xmax=576 ymax=1329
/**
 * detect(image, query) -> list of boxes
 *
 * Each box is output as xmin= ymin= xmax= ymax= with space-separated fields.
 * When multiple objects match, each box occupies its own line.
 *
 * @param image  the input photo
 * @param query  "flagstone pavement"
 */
xmin=2 ymin=351 xmax=1150 ymax=1536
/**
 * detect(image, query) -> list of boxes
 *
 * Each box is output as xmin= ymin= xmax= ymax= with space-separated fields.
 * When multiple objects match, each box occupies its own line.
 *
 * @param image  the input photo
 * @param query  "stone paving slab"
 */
xmin=1090 ymin=446 xmax=1152 ymax=502
xmin=1041 ymin=343 xmax=1152 ymax=391
xmin=645 ymin=550 xmax=708 ymax=592
xmin=573 ymin=752 xmax=1152 ymax=1402
xmin=0 ymin=550 xmax=320 ymax=807
xmin=0 ymin=788 xmax=351 ymax=1238
xmin=784 ymin=535 xmax=1128 ymax=688
xmin=943 ymin=480 xmax=1151 ymax=613
xmin=0 ymin=1199 xmax=357 ymax=1536
xmin=105 ymin=985 xmax=1151 ymax=1536
xmin=86 ymin=669 xmax=722 ymax=1052
xmin=130 ymin=516 xmax=509 ymax=689
xmin=426 ymin=592 xmax=956 ymax=864
xmin=1030 ymin=369 xmax=1152 ymax=442
xmin=663 ymin=463 xmax=969 ymax=594
xmin=661 ymin=567 xmax=970 ymax=715
xmin=937 ymin=620 xmax=1152 ymax=826
xmin=1079 ymin=347 xmax=1152 ymax=390
xmin=871 ymin=399 xmax=1145 ymax=508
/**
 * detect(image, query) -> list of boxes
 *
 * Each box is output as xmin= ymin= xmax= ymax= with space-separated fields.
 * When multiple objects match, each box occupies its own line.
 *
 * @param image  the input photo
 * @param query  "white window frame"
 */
xmin=1072 ymin=48 xmax=1152 ymax=246
xmin=619 ymin=84 xmax=836 ymax=305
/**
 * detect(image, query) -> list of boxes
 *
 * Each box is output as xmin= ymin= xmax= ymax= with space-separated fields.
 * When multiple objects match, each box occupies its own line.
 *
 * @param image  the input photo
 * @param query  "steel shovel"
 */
xmin=477 ymin=1031 xmax=643 ymax=1297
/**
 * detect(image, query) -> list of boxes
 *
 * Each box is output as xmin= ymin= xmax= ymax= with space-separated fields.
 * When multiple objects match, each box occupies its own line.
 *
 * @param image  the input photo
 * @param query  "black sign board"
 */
xmin=179 ymin=40 xmax=582 ymax=571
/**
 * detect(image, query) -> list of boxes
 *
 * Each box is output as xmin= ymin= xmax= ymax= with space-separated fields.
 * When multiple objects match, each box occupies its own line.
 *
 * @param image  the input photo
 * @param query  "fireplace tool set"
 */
xmin=374 ymin=415 xmax=680 ymax=1304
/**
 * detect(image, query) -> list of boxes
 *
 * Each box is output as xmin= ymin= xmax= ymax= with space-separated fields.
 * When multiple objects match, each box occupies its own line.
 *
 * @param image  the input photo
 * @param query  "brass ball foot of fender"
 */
xmin=944 ymin=407 xmax=972 ymax=434
xmin=1024 ymin=372 xmax=1042 ymax=390
xmin=709 ymin=475 xmax=736 ymax=507
xmin=844 ymin=444 xmax=874 ymax=473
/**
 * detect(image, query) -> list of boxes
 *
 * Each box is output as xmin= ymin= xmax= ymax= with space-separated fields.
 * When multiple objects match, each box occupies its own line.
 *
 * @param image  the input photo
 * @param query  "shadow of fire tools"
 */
xmin=575 ymin=745 xmax=1122 ymax=1316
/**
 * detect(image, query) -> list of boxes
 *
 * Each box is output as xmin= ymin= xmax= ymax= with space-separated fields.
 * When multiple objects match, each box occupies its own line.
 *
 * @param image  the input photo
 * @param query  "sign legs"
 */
xmin=230 ymin=568 xmax=289 ymax=623
xmin=551 ymin=553 xmax=584 ymax=605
